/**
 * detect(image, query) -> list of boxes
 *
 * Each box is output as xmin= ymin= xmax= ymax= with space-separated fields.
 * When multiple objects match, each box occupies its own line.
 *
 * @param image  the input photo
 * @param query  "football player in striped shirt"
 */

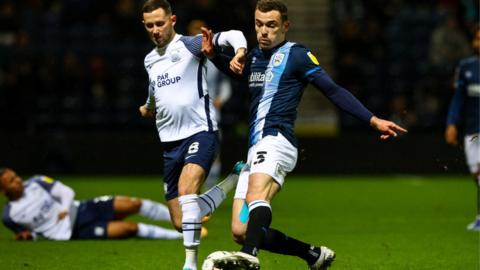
xmin=445 ymin=25 xmax=480 ymax=231
xmin=1 ymin=168 xmax=182 ymax=241
xmin=139 ymin=1 xmax=248 ymax=269
xmin=200 ymin=0 xmax=407 ymax=269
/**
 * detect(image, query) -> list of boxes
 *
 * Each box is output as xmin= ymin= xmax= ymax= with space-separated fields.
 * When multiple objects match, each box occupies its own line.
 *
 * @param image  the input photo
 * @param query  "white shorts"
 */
xmin=464 ymin=134 xmax=480 ymax=173
xmin=234 ymin=133 xmax=298 ymax=199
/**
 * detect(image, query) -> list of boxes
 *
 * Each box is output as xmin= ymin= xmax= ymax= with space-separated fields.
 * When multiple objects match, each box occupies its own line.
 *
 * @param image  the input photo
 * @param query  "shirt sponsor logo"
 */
xmin=249 ymin=72 xmax=265 ymax=87
xmin=170 ymin=49 xmax=181 ymax=62
xmin=157 ymin=73 xmax=181 ymax=88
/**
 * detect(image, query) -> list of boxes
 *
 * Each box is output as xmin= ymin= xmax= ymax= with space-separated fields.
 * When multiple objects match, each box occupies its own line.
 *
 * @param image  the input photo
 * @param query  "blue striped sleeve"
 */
xmin=180 ymin=35 xmax=203 ymax=58
xmin=2 ymin=205 xmax=28 ymax=233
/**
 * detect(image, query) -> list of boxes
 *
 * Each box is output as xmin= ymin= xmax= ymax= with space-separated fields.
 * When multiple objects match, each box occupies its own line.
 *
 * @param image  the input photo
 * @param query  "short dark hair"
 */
xmin=0 ymin=168 xmax=6 ymax=189
xmin=256 ymin=0 xmax=288 ymax=22
xmin=143 ymin=0 xmax=172 ymax=15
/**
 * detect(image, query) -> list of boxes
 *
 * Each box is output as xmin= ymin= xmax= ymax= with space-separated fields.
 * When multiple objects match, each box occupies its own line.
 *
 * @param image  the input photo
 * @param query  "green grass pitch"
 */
xmin=0 ymin=175 xmax=478 ymax=269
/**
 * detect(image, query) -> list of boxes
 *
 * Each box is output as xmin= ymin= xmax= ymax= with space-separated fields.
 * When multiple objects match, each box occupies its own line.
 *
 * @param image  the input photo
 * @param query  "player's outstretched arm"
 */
xmin=139 ymin=104 xmax=155 ymax=118
xmin=369 ymin=116 xmax=408 ymax=140
xmin=306 ymin=64 xmax=407 ymax=140
xmin=201 ymin=27 xmax=247 ymax=76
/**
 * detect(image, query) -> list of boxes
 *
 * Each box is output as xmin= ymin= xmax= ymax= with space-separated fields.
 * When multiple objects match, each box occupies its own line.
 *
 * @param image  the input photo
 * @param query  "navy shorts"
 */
xmin=162 ymin=131 xmax=219 ymax=201
xmin=71 ymin=196 xmax=115 ymax=240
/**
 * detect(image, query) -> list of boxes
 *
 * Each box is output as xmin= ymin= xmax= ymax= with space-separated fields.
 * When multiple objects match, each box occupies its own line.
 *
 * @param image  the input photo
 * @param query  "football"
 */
xmin=201 ymin=251 xmax=231 ymax=270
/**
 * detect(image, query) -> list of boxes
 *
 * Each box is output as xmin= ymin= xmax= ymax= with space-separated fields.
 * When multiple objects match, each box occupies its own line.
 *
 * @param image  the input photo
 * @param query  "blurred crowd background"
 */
xmin=0 ymin=0 xmax=478 ymax=174
xmin=0 ymin=0 xmax=256 ymax=133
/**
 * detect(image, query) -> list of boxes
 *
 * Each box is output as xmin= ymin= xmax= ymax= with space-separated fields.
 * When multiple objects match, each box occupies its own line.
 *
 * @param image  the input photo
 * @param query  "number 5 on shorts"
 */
xmin=253 ymin=151 xmax=267 ymax=165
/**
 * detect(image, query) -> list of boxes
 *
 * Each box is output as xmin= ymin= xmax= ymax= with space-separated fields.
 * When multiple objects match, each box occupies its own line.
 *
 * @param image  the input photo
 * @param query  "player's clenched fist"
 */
xmin=139 ymin=104 xmax=155 ymax=118
xmin=230 ymin=48 xmax=246 ymax=75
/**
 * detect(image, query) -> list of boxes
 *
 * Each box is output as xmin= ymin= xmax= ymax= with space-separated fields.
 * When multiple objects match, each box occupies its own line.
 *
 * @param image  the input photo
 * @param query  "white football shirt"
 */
xmin=144 ymin=31 xmax=246 ymax=142
xmin=2 ymin=176 xmax=76 ymax=240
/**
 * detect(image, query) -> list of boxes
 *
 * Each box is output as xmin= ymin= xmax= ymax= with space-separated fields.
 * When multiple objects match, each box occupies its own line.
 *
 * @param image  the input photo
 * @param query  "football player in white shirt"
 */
xmin=138 ymin=1 xmax=247 ymax=269
xmin=187 ymin=19 xmax=234 ymax=191
xmin=0 ymin=168 xmax=183 ymax=241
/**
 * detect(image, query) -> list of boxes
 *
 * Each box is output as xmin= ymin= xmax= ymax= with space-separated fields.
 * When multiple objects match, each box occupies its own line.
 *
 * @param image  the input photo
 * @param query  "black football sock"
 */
xmin=241 ymin=203 xmax=272 ymax=256
xmin=261 ymin=228 xmax=320 ymax=265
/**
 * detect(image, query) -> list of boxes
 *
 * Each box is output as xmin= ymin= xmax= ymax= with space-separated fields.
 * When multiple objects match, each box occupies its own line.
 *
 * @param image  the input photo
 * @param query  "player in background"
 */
xmin=0 ymin=168 xmax=183 ymax=241
xmin=445 ymin=25 xmax=480 ymax=231
xmin=138 ymin=1 xmax=247 ymax=269
xmin=201 ymin=0 xmax=407 ymax=269
xmin=187 ymin=19 xmax=233 ymax=191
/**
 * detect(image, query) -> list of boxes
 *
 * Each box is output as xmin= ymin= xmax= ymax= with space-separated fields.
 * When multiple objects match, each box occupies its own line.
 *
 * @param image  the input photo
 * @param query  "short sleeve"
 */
xmin=30 ymin=175 xmax=57 ymax=192
xmin=180 ymin=35 xmax=203 ymax=58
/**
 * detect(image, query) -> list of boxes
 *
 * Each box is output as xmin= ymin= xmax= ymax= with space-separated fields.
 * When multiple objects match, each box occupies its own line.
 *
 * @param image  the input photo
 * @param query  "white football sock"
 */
xmin=139 ymin=199 xmax=171 ymax=221
xmin=179 ymin=194 xmax=202 ymax=269
xmin=198 ymin=186 xmax=225 ymax=217
xmin=136 ymin=223 xmax=182 ymax=239
xmin=183 ymin=247 xmax=198 ymax=270
xmin=216 ymin=172 xmax=240 ymax=194
xmin=197 ymin=173 xmax=240 ymax=217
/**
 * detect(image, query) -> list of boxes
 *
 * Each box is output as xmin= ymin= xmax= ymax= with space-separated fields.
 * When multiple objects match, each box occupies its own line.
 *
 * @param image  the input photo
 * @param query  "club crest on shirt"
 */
xmin=170 ymin=49 xmax=181 ymax=62
xmin=465 ymin=71 xmax=472 ymax=78
xmin=273 ymin=53 xmax=285 ymax=67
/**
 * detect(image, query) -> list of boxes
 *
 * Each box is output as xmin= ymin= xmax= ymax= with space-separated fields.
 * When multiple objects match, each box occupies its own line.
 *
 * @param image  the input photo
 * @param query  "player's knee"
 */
xmin=178 ymin=164 xmax=205 ymax=195
xmin=245 ymin=185 xmax=269 ymax=203
xmin=178 ymin=186 xmax=194 ymax=196
xmin=231 ymin=223 xmax=246 ymax=245
xmin=130 ymin=198 xmax=142 ymax=212
xmin=232 ymin=231 xmax=245 ymax=245
xmin=245 ymin=193 xmax=267 ymax=205
xmin=178 ymin=179 xmax=202 ymax=196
